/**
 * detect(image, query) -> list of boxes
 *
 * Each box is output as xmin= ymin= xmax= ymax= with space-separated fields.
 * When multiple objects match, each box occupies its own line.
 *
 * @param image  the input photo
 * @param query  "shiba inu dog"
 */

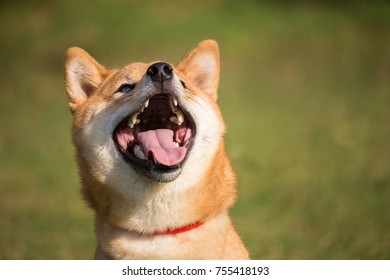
xmin=64 ymin=40 xmax=249 ymax=259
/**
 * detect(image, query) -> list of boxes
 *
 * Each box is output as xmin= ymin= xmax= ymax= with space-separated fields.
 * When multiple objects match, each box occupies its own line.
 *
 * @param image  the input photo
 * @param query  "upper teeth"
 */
xmin=127 ymin=112 xmax=140 ymax=128
xmin=175 ymin=110 xmax=184 ymax=125
xmin=127 ymin=97 xmax=185 ymax=128
xmin=140 ymin=100 xmax=149 ymax=112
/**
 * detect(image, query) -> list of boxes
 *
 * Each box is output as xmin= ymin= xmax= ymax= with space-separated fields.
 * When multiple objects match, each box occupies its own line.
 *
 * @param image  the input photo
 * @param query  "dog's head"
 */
xmin=64 ymin=40 xmax=237 ymax=232
xmin=65 ymin=40 xmax=227 ymax=186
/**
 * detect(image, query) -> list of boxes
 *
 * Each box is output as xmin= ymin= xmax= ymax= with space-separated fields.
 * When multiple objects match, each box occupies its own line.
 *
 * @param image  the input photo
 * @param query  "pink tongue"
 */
xmin=137 ymin=129 xmax=187 ymax=166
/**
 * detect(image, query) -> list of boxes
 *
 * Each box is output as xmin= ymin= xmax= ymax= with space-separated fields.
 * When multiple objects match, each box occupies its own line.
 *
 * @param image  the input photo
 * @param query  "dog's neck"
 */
xmin=96 ymin=217 xmax=204 ymax=237
xmin=152 ymin=221 xmax=204 ymax=235
xmin=94 ymin=211 xmax=245 ymax=260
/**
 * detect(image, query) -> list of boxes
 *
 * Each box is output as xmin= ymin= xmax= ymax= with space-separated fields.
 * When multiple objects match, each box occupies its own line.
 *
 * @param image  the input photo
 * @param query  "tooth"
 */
xmin=169 ymin=98 xmax=175 ymax=110
xmin=170 ymin=116 xmax=178 ymax=124
xmin=176 ymin=110 xmax=184 ymax=125
xmin=173 ymin=142 xmax=179 ymax=148
xmin=127 ymin=112 xmax=139 ymax=128
xmin=127 ymin=118 xmax=135 ymax=128
xmin=170 ymin=116 xmax=183 ymax=126
xmin=140 ymin=99 xmax=149 ymax=113
xmin=169 ymin=110 xmax=184 ymax=125
xmin=169 ymin=97 xmax=179 ymax=112
xmin=133 ymin=145 xmax=146 ymax=160
xmin=130 ymin=113 xmax=139 ymax=126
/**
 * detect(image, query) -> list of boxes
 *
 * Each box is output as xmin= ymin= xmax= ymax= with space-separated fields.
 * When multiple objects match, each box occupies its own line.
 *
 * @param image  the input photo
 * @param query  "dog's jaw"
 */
xmin=112 ymin=91 xmax=197 ymax=183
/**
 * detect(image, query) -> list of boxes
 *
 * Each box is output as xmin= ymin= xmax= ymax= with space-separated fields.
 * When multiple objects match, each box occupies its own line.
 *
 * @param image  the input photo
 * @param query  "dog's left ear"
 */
xmin=64 ymin=47 xmax=108 ymax=113
xmin=176 ymin=40 xmax=220 ymax=100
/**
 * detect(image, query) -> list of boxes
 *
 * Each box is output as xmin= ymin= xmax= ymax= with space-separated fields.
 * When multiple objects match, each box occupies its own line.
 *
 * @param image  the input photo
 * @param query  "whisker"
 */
xmin=96 ymin=144 xmax=106 ymax=157
xmin=203 ymin=136 xmax=219 ymax=150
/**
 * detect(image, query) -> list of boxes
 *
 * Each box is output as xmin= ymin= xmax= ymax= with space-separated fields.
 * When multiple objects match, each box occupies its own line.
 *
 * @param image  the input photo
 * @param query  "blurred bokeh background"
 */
xmin=1 ymin=0 xmax=389 ymax=259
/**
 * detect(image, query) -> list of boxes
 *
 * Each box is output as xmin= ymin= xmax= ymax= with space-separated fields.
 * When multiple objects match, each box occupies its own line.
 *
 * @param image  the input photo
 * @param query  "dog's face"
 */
xmin=65 ymin=40 xmax=225 ymax=191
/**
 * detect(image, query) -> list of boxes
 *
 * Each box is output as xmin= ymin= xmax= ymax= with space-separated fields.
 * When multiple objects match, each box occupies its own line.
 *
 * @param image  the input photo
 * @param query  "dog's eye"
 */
xmin=116 ymin=83 xmax=136 ymax=94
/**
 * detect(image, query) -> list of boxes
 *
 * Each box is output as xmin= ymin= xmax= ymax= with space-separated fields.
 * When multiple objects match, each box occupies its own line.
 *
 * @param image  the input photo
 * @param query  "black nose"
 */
xmin=146 ymin=62 xmax=173 ymax=82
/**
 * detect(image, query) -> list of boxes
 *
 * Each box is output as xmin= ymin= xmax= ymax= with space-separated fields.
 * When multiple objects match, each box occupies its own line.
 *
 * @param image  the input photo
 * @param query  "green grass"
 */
xmin=1 ymin=0 xmax=389 ymax=259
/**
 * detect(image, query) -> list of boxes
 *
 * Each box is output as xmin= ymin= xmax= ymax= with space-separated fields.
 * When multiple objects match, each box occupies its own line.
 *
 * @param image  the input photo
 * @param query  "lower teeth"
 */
xmin=133 ymin=145 xmax=146 ymax=160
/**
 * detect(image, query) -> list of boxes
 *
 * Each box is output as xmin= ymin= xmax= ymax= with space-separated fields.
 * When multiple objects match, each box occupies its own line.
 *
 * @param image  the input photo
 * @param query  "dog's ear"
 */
xmin=176 ymin=40 xmax=220 ymax=100
xmin=64 ymin=47 xmax=108 ymax=113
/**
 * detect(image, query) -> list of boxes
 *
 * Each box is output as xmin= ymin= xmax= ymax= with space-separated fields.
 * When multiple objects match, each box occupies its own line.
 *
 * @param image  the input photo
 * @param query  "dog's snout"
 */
xmin=146 ymin=62 xmax=173 ymax=82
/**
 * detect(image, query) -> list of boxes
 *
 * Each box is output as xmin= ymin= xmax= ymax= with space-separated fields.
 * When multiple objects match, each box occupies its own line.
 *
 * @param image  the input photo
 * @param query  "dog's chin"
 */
xmin=132 ymin=163 xmax=182 ymax=183
xmin=113 ymin=93 xmax=196 ymax=183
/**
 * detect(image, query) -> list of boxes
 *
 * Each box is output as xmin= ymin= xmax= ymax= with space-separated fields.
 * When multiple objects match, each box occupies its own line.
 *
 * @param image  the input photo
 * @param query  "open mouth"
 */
xmin=113 ymin=93 xmax=195 ymax=182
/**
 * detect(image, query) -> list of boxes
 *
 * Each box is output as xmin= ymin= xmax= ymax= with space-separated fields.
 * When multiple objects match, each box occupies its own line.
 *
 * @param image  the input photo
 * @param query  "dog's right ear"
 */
xmin=64 ymin=47 xmax=108 ymax=113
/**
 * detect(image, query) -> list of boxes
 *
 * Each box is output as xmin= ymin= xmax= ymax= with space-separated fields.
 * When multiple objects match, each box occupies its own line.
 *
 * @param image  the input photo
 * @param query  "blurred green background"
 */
xmin=1 ymin=0 xmax=389 ymax=259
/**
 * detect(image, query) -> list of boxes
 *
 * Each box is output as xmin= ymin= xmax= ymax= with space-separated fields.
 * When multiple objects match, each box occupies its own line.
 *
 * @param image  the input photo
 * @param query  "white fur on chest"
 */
xmin=96 ymin=211 xmax=230 ymax=260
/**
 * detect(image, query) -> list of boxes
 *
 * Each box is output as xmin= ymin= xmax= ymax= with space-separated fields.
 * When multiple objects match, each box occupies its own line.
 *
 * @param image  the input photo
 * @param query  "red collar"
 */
xmin=152 ymin=221 xmax=204 ymax=235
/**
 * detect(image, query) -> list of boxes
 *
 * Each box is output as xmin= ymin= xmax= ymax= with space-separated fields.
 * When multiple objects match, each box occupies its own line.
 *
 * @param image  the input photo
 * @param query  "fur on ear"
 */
xmin=64 ymin=47 xmax=108 ymax=112
xmin=176 ymin=40 xmax=220 ymax=100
